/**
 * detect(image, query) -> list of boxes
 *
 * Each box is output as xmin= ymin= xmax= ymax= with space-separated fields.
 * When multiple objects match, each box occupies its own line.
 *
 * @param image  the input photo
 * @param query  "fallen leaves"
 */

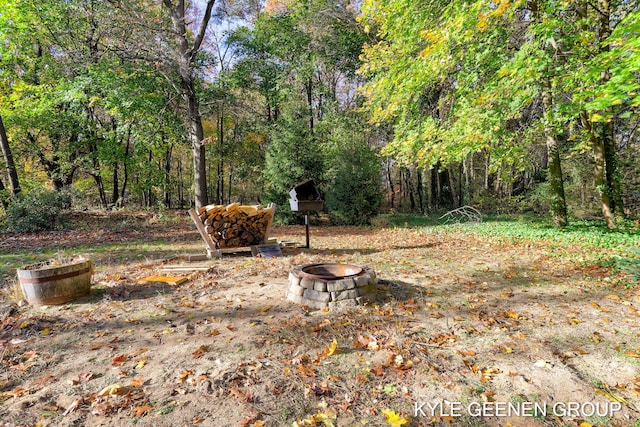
xmin=192 ymin=345 xmax=210 ymax=359
xmin=353 ymin=333 xmax=380 ymax=351
xmin=480 ymin=367 xmax=502 ymax=383
xmin=381 ymin=408 xmax=408 ymax=426
xmin=0 ymin=387 xmax=29 ymax=399
xmin=595 ymin=383 xmax=631 ymax=406
xmin=318 ymin=339 xmax=338 ymax=358
xmin=29 ymin=374 xmax=57 ymax=390
xmin=293 ymin=402 xmax=337 ymax=427
xmin=69 ymin=371 xmax=97 ymax=386
xmin=2 ymin=216 xmax=640 ymax=426
xmin=178 ymin=370 xmax=193 ymax=383
xmin=111 ymin=354 xmax=128 ymax=366
xmin=230 ymin=387 xmax=254 ymax=402
xmin=97 ymin=383 xmax=131 ymax=397
xmin=131 ymin=403 xmax=155 ymax=417
xmin=624 ymin=349 xmax=640 ymax=358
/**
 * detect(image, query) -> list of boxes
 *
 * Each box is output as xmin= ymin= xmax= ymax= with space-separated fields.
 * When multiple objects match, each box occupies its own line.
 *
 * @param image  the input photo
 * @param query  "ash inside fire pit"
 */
xmin=287 ymin=263 xmax=377 ymax=310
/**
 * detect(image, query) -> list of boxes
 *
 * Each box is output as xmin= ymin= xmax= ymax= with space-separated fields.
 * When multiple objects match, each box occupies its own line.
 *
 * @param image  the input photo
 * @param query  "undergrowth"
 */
xmin=384 ymin=213 xmax=640 ymax=285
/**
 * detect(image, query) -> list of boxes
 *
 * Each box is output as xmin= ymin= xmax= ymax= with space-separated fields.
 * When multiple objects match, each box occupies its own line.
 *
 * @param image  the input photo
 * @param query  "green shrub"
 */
xmin=4 ymin=188 xmax=73 ymax=232
xmin=262 ymin=108 xmax=324 ymax=225
xmin=325 ymin=141 xmax=382 ymax=226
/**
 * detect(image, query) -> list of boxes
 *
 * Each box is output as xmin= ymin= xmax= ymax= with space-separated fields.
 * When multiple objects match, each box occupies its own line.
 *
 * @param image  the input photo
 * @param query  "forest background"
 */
xmin=0 ymin=0 xmax=639 ymax=230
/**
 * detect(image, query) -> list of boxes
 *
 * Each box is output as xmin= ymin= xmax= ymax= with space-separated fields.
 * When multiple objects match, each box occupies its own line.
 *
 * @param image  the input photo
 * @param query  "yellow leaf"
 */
xmin=178 ymin=370 xmax=193 ymax=383
xmin=40 ymin=328 xmax=50 ymax=335
xmin=321 ymin=339 xmax=338 ymax=357
xmin=138 ymin=276 xmax=187 ymax=285
xmin=382 ymin=409 xmax=408 ymax=427
xmin=135 ymin=360 xmax=146 ymax=369
xmin=97 ymin=383 xmax=130 ymax=397
xmin=314 ymin=409 xmax=337 ymax=425
xmin=595 ymin=387 xmax=630 ymax=404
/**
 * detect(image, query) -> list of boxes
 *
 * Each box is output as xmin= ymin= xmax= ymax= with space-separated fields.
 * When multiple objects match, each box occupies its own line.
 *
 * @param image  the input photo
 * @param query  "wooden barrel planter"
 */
xmin=17 ymin=258 xmax=93 ymax=305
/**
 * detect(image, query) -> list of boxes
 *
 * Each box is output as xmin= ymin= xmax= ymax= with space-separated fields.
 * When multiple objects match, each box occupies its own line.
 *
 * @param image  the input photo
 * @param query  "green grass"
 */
xmin=384 ymin=213 xmax=639 ymax=251
xmin=382 ymin=212 xmax=640 ymax=284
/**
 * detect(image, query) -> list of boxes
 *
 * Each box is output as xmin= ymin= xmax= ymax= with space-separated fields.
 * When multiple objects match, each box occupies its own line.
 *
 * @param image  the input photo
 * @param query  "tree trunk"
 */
xmin=416 ymin=168 xmax=424 ymax=213
xmin=431 ymin=166 xmax=440 ymax=210
xmin=464 ymin=156 xmax=473 ymax=205
xmin=483 ymin=151 xmax=490 ymax=191
xmin=0 ymin=177 xmax=8 ymax=210
xmin=386 ymin=159 xmax=395 ymax=209
xmin=581 ymin=111 xmax=615 ymax=228
xmin=0 ymin=114 xmax=21 ymax=197
xmin=306 ymin=78 xmax=314 ymax=134
xmin=163 ymin=144 xmax=173 ymax=209
xmin=120 ymin=137 xmax=130 ymax=205
xmin=544 ymin=133 xmax=568 ymax=227
xmin=93 ymin=173 xmax=108 ymax=209
xmin=603 ymin=129 xmax=623 ymax=214
xmin=529 ymin=0 xmax=567 ymax=226
xmin=438 ymin=167 xmax=450 ymax=209
xmin=227 ymin=165 xmax=233 ymax=203
xmin=402 ymin=167 xmax=416 ymax=211
xmin=448 ymin=166 xmax=459 ymax=208
xmin=216 ymin=106 xmax=225 ymax=204
xmin=188 ymin=85 xmax=208 ymax=209
xmin=163 ymin=0 xmax=216 ymax=209
xmin=597 ymin=0 xmax=624 ymax=216
xmin=112 ymin=163 xmax=119 ymax=206
xmin=29 ymin=132 xmax=76 ymax=192
xmin=178 ymin=157 xmax=184 ymax=208
xmin=541 ymin=76 xmax=568 ymax=226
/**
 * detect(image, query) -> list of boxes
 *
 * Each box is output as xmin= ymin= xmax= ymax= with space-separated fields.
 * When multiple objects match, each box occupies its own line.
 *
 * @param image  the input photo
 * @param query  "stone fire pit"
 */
xmin=287 ymin=263 xmax=377 ymax=309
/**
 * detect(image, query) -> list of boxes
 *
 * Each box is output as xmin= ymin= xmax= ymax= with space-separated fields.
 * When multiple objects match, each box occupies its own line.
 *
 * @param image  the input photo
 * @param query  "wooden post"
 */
xmin=304 ymin=213 xmax=310 ymax=248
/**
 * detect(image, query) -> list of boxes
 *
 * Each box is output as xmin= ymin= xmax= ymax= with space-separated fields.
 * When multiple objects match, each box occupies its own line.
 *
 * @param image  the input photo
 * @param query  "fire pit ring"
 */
xmin=287 ymin=263 xmax=377 ymax=310
xmin=299 ymin=263 xmax=363 ymax=280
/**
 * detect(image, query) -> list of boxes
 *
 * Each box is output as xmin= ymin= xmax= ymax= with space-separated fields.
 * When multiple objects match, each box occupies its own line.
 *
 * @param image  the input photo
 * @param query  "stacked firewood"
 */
xmin=195 ymin=203 xmax=274 ymax=249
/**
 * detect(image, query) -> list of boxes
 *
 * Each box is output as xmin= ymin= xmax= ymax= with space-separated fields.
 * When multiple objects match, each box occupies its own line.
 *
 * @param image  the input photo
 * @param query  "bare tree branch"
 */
xmin=191 ymin=0 xmax=217 ymax=61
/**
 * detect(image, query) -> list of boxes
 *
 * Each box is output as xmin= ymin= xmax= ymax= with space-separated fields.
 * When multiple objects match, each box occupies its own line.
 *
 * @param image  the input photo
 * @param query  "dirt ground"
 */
xmin=1 ymin=211 xmax=639 ymax=426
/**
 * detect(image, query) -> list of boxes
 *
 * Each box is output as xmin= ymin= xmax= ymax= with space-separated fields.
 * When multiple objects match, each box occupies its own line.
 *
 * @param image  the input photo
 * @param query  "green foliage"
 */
xmin=385 ymin=211 xmax=638 ymax=249
xmin=322 ymin=114 xmax=382 ymax=225
xmin=325 ymin=146 xmax=381 ymax=225
xmin=357 ymin=0 xmax=640 ymax=225
xmin=248 ymin=0 xmax=374 ymax=224
xmin=262 ymin=108 xmax=324 ymax=224
xmin=614 ymin=250 xmax=640 ymax=285
xmin=3 ymin=188 xmax=73 ymax=232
